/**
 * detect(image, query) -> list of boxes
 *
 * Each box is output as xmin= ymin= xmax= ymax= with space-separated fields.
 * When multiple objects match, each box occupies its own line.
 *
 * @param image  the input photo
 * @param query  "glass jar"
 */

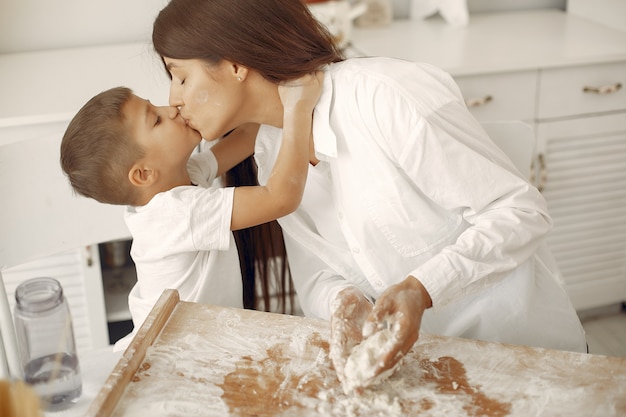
xmin=13 ymin=277 xmax=82 ymax=411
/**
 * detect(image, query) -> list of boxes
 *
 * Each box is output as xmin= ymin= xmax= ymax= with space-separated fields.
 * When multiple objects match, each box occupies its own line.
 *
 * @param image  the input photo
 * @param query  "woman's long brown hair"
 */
xmin=153 ymin=0 xmax=344 ymax=313
xmin=153 ymin=0 xmax=343 ymax=82
xmin=222 ymin=156 xmax=293 ymax=313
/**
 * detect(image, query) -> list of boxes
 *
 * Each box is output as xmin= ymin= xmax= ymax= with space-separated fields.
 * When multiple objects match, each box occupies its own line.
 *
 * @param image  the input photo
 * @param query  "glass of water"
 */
xmin=13 ymin=277 xmax=82 ymax=411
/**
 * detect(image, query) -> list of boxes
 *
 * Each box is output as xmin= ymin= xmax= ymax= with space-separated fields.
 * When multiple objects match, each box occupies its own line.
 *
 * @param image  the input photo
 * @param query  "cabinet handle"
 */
xmin=85 ymin=245 xmax=93 ymax=267
xmin=535 ymin=153 xmax=547 ymax=193
xmin=582 ymin=82 xmax=622 ymax=95
xmin=465 ymin=95 xmax=493 ymax=108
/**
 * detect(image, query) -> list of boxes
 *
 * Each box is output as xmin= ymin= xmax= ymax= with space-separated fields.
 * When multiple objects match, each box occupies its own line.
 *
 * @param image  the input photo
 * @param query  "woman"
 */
xmin=152 ymin=0 xmax=587 ymax=389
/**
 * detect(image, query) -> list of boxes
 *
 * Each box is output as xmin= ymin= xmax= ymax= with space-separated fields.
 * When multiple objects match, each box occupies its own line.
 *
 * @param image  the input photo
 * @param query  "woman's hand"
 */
xmin=329 ymin=286 xmax=373 ymax=386
xmin=361 ymin=276 xmax=431 ymax=382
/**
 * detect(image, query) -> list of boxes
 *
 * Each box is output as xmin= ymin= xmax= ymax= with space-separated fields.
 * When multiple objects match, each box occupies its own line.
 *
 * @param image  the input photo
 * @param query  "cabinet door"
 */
xmin=536 ymin=112 xmax=626 ymax=310
xmin=2 ymin=245 xmax=109 ymax=354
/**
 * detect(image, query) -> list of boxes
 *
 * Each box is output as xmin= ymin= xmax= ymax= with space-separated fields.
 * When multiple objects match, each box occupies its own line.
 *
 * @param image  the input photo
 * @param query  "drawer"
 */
xmin=454 ymin=70 xmax=537 ymax=122
xmin=538 ymin=61 xmax=626 ymax=120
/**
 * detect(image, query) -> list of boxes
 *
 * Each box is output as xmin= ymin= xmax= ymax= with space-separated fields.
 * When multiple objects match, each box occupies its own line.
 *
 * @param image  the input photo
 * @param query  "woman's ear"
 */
xmin=128 ymin=163 xmax=158 ymax=187
xmin=231 ymin=62 xmax=249 ymax=82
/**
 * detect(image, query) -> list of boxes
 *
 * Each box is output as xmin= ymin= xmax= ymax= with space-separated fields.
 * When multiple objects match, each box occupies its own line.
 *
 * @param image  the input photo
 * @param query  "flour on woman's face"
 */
xmin=194 ymin=90 xmax=209 ymax=105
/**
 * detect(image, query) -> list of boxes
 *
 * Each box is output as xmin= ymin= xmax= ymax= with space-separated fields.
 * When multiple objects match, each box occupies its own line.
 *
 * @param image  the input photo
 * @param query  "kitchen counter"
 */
xmin=350 ymin=9 xmax=626 ymax=76
xmin=86 ymin=289 xmax=626 ymax=417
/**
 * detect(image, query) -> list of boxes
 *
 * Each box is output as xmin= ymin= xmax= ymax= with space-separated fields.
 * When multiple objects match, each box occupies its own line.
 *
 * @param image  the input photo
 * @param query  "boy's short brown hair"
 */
xmin=60 ymin=87 xmax=144 ymax=205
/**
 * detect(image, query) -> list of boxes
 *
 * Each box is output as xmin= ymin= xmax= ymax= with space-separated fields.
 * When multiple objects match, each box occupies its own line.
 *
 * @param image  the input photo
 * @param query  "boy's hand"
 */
xmin=278 ymin=71 xmax=324 ymax=115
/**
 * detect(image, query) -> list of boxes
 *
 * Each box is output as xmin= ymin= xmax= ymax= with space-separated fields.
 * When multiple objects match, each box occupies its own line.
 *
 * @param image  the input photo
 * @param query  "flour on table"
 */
xmin=110 ymin=304 xmax=560 ymax=417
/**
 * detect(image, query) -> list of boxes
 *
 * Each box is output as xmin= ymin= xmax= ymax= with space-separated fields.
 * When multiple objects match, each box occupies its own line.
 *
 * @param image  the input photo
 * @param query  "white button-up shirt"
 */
xmin=255 ymin=57 xmax=586 ymax=352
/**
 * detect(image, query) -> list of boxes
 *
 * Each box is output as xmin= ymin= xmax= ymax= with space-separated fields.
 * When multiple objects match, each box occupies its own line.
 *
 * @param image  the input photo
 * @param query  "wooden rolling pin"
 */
xmin=0 ymin=379 xmax=41 ymax=417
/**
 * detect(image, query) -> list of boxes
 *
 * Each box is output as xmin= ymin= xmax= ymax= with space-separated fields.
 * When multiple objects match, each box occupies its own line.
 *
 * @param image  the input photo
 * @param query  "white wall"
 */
xmin=1 ymin=0 xmax=566 ymax=54
xmin=0 ymin=0 xmax=169 ymax=54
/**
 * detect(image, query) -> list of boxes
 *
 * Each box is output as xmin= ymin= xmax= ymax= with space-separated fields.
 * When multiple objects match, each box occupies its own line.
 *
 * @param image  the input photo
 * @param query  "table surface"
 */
xmin=86 ymin=290 xmax=626 ymax=417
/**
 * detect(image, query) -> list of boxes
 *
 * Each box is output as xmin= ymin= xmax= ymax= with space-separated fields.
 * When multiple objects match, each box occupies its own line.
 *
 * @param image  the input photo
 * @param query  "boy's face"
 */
xmin=124 ymin=94 xmax=202 ymax=175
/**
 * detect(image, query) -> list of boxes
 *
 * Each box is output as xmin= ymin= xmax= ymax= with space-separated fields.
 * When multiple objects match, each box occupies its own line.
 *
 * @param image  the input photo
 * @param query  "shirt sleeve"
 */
xmin=187 ymin=147 xmax=219 ymax=187
xmin=282 ymin=231 xmax=353 ymax=319
xmin=188 ymin=186 xmax=235 ymax=251
xmin=415 ymin=111 xmax=550 ymax=308
xmin=368 ymin=69 xmax=552 ymax=308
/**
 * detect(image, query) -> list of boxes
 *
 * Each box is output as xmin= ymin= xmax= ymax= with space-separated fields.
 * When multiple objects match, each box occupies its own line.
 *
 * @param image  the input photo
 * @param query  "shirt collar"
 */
xmin=311 ymin=67 xmax=337 ymax=160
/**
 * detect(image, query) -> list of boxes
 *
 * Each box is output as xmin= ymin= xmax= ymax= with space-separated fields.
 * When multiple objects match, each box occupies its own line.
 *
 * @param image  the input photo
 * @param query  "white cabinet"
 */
xmin=1 ymin=245 xmax=109 ymax=354
xmin=536 ymin=113 xmax=626 ymax=309
xmin=534 ymin=61 xmax=626 ymax=309
xmin=352 ymin=10 xmax=626 ymax=310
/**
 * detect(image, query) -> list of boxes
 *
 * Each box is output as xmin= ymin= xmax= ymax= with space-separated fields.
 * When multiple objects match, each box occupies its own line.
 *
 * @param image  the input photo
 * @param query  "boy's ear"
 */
xmin=128 ymin=162 xmax=158 ymax=187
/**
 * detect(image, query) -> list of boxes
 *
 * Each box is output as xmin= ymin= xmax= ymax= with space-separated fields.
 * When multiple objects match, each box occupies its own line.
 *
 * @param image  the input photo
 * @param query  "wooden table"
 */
xmin=87 ymin=290 xmax=626 ymax=416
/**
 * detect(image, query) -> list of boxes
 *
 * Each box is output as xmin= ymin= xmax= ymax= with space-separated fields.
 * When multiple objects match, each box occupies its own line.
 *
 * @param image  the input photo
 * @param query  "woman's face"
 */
xmin=164 ymin=57 xmax=244 ymax=141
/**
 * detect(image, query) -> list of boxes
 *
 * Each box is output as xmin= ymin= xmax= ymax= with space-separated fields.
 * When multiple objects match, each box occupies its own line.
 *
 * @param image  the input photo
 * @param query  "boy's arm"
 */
xmin=230 ymin=71 xmax=323 ymax=231
xmin=211 ymin=123 xmax=259 ymax=177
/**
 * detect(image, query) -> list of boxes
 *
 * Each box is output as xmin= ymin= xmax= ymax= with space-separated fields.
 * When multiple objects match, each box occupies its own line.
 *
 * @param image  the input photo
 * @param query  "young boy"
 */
xmin=60 ymin=73 xmax=322 ymax=349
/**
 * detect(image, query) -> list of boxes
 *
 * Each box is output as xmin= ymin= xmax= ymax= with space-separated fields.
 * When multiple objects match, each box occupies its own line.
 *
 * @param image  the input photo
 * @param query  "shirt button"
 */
xmin=352 ymin=247 xmax=360 ymax=254
xmin=375 ymin=280 xmax=384 ymax=287
xmin=338 ymin=212 xmax=344 ymax=220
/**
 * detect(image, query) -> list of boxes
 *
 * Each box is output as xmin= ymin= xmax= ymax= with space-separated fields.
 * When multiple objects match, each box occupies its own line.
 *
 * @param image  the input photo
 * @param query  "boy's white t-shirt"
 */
xmin=114 ymin=148 xmax=242 ymax=350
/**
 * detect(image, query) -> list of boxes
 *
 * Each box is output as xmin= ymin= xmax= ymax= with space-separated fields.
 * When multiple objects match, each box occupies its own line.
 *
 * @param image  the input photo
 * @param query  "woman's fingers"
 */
xmin=369 ymin=309 xmax=417 ymax=376
xmin=346 ymin=277 xmax=429 ymax=389
xmin=329 ymin=287 xmax=373 ymax=385
xmin=329 ymin=314 xmax=348 ymax=383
